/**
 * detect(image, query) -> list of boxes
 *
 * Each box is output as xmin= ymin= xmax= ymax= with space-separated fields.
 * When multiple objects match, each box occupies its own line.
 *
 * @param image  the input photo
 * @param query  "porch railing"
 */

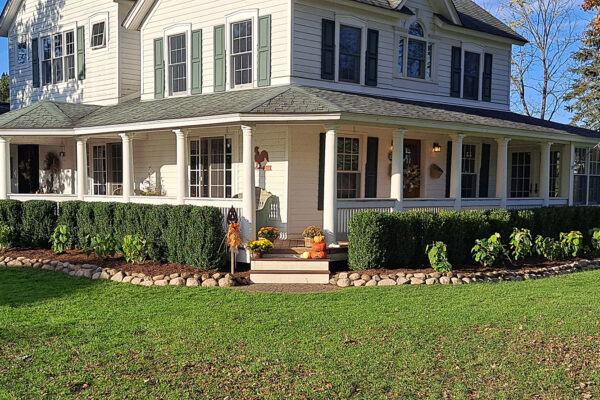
xmin=337 ymin=199 xmax=395 ymax=238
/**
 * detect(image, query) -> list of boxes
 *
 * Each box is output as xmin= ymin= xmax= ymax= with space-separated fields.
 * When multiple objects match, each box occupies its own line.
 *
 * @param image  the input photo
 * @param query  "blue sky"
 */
xmin=0 ymin=0 xmax=592 ymax=123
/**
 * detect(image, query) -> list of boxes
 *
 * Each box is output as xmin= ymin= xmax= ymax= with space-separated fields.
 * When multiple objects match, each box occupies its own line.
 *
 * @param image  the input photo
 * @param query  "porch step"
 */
xmin=250 ymin=259 xmax=331 ymax=284
xmin=252 ymin=258 xmax=330 ymax=271
xmin=250 ymin=270 xmax=330 ymax=284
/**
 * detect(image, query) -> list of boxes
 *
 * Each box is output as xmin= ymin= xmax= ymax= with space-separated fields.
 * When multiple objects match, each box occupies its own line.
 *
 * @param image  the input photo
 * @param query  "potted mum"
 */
xmin=302 ymin=225 xmax=323 ymax=248
xmin=258 ymin=227 xmax=280 ymax=242
xmin=247 ymin=239 xmax=274 ymax=259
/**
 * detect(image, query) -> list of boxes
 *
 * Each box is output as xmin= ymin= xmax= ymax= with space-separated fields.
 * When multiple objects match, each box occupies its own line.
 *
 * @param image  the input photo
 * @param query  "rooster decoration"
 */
xmin=254 ymin=146 xmax=269 ymax=169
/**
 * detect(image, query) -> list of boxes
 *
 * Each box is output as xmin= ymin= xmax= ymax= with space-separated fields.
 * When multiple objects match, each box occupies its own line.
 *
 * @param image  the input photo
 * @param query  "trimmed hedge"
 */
xmin=348 ymin=207 xmax=600 ymax=270
xmin=0 ymin=200 xmax=227 ymax=270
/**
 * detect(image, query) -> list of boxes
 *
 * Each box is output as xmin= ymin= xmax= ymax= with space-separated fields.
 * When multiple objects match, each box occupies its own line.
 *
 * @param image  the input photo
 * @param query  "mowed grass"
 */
xmin=1 ymin=268 xmax=600 ymax=399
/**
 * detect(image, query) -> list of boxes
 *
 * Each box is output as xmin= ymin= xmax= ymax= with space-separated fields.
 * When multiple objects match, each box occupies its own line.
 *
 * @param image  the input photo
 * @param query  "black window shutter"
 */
xmin=31 ymin=38 xmax=40 ymax=88
xmin=365 ymin=29 xmax=378 ymax=87
xmin=365 ymin=137 xmax=379 ymax=197
xmin=445 ymin=140 xmax=453 ymax=197
xmin=482 ymin=53 xmax=493 ymax=102
xmin=450 ymin=46 xmax=462 ymax=98
xmin=318 ymin=132 xmax=326 ymax=210
xmin=479 ymin=143 xmax=491 ymax=197
xmin=321 ymin=19 xmax=335 ymax=80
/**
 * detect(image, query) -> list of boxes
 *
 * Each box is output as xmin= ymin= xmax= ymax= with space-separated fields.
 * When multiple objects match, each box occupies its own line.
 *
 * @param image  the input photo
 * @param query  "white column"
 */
xmin=390 ymin=129 xmax=405 ymax=211
xmin=539 ymin=142 xmax=552 ymax=206
xmin=173 ymin=129 xmax=187 ymax=205
xmin=496 ymin=138 xmax=510 ymax=209
xmin=568 ymin=143 xmax=576 ymax=206
xmin=241 ymin=124 xmax=256 ymax=242
xmin=76 ymin=137 xmax=88 ymax=200
xmin=119 ymin=133 xmax=134 ymax=202
xmin=0 ymin=137 xmax=10 ymax=200
xmin=323 ymin=125 xmax=338 ymax=245
xmin=449 ymin=134 xmax=466 ymax=211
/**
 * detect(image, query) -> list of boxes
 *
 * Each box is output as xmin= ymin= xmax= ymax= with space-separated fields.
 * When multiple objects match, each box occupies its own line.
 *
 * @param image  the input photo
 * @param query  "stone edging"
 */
xmin=330 ymin=259 xmax=600 ymax=287
xmin=0 ymin=256 xmax=251 ymax=287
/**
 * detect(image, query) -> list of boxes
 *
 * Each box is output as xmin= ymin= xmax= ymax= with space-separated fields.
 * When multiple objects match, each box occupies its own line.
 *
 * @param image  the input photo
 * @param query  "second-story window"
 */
xmin=338 ymin=25 xmax=361 ymax=84
xmin=52 ymin=33 xmax=63 ymax=83
xmin=41 ymin=30 xmax=75 ymax=85
xmin=168 ymin=33 xmax=187 ymax=95
xmin=397 ymin=22 xmax=433 ymax=80
xmin=65 ymin=31 xmax=75 ymax=80
xmin=91 ymin=22 xmax=106 ymax=49
xmin=42 ymin=36 xmax=52 ymax=85
xmin=231 ymin=20 xmax=253 ymax=87
xmin=463 ymin=51 xmax=481 ymax=100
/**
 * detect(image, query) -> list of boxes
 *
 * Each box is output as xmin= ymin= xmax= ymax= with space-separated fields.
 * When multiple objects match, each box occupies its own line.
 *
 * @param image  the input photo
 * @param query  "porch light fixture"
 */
xmin=432 ymin=143 xmax=442 ymax=153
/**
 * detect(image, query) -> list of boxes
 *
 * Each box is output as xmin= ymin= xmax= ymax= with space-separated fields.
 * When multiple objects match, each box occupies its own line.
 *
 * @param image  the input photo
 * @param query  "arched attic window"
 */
xmin=397 ymin=21 xmax=433 ymax=80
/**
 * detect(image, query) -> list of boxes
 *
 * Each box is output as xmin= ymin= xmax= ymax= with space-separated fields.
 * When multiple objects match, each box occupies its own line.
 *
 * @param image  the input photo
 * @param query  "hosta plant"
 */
xmin=560 ymin=231 xmax=583 ymax=257
xmin=509 ymin=228 xmax=533 ymax=261
xmin=122 ymin=234 xmax=147 ymax=264
xmin=591 ymin=229 xmax=600 ymax=255
xmin=426 ymin=241 xmax=452 ymax=273
xmin=0 ymin=222 xmax=10 ymax=252
xmin=83 ymin=234 xmax=120 ymax=260
xmin=50 ymin=224 xmax=71 ymax=254
xmin=534 ymin=235 xmax=563 ymax=261
xmin=471 ymin=233 xmax=508 ymax=268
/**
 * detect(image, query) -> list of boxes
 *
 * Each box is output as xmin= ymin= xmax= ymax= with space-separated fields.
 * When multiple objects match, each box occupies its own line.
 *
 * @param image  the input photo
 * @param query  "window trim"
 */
xmin=394 ymin=21 xmax=436 ymax=82
xmin=460 ymin=43 xmax=485 ymax=101
xmin=574 ymin=146 xmax=600 ymax=205
xmin=162 ymin=24 xmax=192 ymax=97
xmin=36 ymin=23 xmax=77 ymax=87
xmin=336 ymin=135 xmax=362 ymax=199
xmin=188 ymin=134 xmax=236 ymax=199
xmin=88 ymin=12 xmax=109 ymax=51
xmin=225 ymin=9 xmax=259 ymax=90
xmin=334 ymin=15 xmax=367 ymax=86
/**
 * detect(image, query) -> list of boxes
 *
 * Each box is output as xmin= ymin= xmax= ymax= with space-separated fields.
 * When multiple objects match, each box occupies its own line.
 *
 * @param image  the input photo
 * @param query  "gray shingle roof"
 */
xmin=0 ymin=85 xmax=596 ymax=139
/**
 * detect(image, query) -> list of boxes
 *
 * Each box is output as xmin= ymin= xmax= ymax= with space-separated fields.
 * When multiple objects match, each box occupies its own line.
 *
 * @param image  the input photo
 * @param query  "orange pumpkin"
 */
xmin=311 ymin=242 xmax=326 ymax=252
xmin=310 ymin=250 xmax=327 ymax=259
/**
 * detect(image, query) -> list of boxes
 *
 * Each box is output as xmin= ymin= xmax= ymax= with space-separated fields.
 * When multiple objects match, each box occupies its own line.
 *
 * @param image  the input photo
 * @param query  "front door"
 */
xmin=404 ymin=139 xmax=421 ymax=198
xmin=17 ymin=145 xmax=39 ymax=194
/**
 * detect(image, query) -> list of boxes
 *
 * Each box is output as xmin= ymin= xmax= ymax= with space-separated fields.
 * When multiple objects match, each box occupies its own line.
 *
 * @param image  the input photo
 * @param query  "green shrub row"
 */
xmin=0 ymin=200 xmax=227 ymax=270
xmin=348 ymin=207 xmax=600 ymax=270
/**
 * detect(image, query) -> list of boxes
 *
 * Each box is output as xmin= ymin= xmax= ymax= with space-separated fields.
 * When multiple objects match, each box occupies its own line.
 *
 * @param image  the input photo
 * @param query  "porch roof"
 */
xmin=0 ymin=85 xmax=598 ymax=141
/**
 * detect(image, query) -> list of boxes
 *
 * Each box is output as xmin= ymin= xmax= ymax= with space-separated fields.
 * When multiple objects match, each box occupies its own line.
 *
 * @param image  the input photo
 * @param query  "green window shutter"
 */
xmin=191 ymin=29 xmax=203 ymax=94
xmin=257 ymin=15 xmax=272 ymax=87
xmin=153 ymin=38 xmax=165 ymax=99
xmin=77 ymin=26 xmax=86 ymax=80
xmin=365 ymin=29 xmax=378 ymax=87
xmin=321 ymin=19 xmax=335 ymax=80
xmin=450 ymin=46 xmax=461 ymax=98
xmin=213 ymin=25 xmax=226 ymax=92
xmin=31 ymin=38 xmax=40 ymax=88
xmin=482 ymin=53 xmax=493 ymax=102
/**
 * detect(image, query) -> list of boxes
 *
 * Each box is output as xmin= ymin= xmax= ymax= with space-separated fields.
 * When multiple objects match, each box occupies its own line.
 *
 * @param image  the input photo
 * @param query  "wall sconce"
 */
xmin=432 ymin=143 xmax=442 ymax=153
xmin=59 ymin=151 xmax=66 ymax=158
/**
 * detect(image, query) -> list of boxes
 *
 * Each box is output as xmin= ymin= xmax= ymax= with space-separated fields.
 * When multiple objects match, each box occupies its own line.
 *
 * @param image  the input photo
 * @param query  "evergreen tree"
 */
xmin=0 ymin=73 xmax=8 ymax=103
xmin=564 ymin=29 xmax=600 ymax=131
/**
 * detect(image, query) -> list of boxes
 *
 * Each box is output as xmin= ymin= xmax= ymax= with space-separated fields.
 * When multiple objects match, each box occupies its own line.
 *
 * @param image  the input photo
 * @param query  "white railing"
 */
xmin=462 ymin=198 xmax=502 ymax=210
xmin=506 ymin=197 xmax=544 ymax=209
xmin=8 ymin=193 xmax=77 ymax=202
xmin=403 ymin=198 xmax=455 ymax=212
xmin=549 ymin=197 xmax=569 ymax=207
xmin=337 ymin=199 xmax=395 ymax=237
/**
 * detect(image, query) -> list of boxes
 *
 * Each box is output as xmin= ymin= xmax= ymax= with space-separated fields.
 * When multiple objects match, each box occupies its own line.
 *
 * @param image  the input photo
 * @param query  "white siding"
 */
xmin=118 ymin=2 xmax=141 ymax=100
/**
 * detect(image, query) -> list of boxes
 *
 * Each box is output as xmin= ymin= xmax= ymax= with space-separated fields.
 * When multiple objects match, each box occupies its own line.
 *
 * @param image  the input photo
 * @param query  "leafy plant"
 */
xmin=122 ymin=234 xmax=147 ymax=264
xmin=509 ymin=228 xmax=533 ymax=261
xmin=534 ymin=235 xmax=563 ymax=261
xmin=426 ymin=241 xmax=452 ymax=273
xmin=50 ymin=225 xmax=70 ymax=254
xmin=247 ymin=239 xmax=274 ymax=254
xmin=83 ymin=234 xmax=119 ymax=260
xmin=257 ymin=227 xmax=280 ymax=242
xmin=590 ymin=228 xmax=600 ymax=255
xmin=0 ymin=222 xmax=11 ymax=252
xmin=560 ymin=231 xmax=583 ymax=257
xmin=471 ymin=233 xmax=508 ymax=268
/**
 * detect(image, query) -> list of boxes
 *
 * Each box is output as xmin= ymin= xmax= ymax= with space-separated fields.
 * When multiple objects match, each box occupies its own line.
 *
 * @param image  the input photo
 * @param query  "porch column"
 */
xmin=173 ymin=129 xmax=187 ymax=205
xmin=540 ymin=142 xmax=552 ymax=206
xmin=496 ymin=138 xmax=511 ymax=209
xmin=76 ymin=137 xmax=88 ymax=200
xmin=119 ymin=133 xmax=134 ymax=202
xmin=241 ymin=124 xmax=256 ymax=242
xmin=323 ymin=125 xmax=338 ymax=245
xmin=390 ymin=129 xmax=405 ymax=211
xmin=567 ymin=143 xmax=576 ymax=206
xmin=0 ymin=137 xmax=10 ymax=200
xmin=449 ymin=134 xmax=466 ymax=211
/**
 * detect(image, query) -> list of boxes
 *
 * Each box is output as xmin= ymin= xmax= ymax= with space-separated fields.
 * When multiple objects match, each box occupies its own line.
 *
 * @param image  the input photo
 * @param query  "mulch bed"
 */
xmin=3 ymin=248 xmax=251 ymax=279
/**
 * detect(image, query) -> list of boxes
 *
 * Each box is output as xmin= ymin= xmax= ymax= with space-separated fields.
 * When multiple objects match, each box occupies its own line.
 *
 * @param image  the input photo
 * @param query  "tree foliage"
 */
xmin=583 ymin=0 xmax=600 ymax=32
xmin=0 ymin=73 xmax=8 ymax=103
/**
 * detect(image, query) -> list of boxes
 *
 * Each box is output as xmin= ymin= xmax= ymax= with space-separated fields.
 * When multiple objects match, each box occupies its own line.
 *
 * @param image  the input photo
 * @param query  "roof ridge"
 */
xmin=243 ymin=85 xmax=298 ymax=112
xmin=292 ymin=85 xmax=344 ymax=111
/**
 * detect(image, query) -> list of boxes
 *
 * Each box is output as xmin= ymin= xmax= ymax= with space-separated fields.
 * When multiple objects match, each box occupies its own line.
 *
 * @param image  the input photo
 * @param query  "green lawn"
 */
xmin=1 ymin=268 xmax=600 ymax=399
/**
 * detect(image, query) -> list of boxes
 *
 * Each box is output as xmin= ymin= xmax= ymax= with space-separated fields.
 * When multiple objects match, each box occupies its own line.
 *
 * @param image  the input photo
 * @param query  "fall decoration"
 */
xmin=257 ymin=226 xmax=280 ymax=242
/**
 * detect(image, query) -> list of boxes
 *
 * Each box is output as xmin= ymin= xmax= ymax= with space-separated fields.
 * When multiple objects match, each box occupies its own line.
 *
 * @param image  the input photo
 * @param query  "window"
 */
xmin=189 ymin=137 xmax=232 ymax=198
xmin=510 ymin=152 xmax=531 ymax=198
xmin=91 ymin=22 xmax=106 ymax=48
xmin=549 ymin=151 xmax=560 ymax=198
xmin=52 ymin=33 xmax=63 ymax=83
xmin=108 ymin=143 xmax=123 ymax=195
xmin=231 ymin=20 xmax=253 ymax=87
xmin=65 ymin=31 xmax=75 ymax=80
xmin=461 ymin=144 xmax=477 ymax=198
xmin=92 ymin=145 xmax=107 ymax=196
xmin=397 ymin=22 xmax=433 ymax=80
xmin=337 ymin=137 xmax=360 ymax=198
xmin=574 ymin=147 xmax=600 ymax=205
xmin=338 ymin=25 xmax=361 ymax=83
xmin=42 ymin=36 xmax=52 ymax=85
xmin=40 ymin=30 xmax=75 ymax=85
xmin=17 ymin=41 xmax=27 ymax=64
xmin=91 ymin=143 xmax=123 ymax=196
xmin=463 ymin=51 xmax=481 ymax=100
xmin=168 ymin=33 xmax=187 ymax=95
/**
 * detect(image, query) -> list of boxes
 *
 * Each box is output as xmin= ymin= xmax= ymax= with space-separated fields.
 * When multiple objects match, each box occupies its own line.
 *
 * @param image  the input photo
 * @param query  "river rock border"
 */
xmin=330 ymin=259 xmax=600 ymax=287
xmin=0 ymin=256 xmax=251 ymax=287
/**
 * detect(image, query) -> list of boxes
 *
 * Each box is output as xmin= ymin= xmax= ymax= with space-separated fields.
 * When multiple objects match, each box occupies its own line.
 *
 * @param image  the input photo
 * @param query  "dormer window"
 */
xmin=397 ymin=21 xmax=433 ymax=80
xmin=231 ymin=20 xmax=253 ymax=87
xmin=168 ymin=33 xmax=187 ymax=94
xmin=338 ymin=25 xmax=361 ymax=83
xmin=91 ymin=22 xmax=106 ymax=49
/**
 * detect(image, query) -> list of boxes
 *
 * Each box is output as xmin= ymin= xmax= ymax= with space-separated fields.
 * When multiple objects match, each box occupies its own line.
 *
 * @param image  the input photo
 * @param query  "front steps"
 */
xmin=250 ymin=258 xmax=331 ymax=284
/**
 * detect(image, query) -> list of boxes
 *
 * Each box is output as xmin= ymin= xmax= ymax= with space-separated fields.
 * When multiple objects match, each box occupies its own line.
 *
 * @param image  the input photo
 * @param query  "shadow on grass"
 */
xmin=0 ymin=268 xmax=103 ymax=307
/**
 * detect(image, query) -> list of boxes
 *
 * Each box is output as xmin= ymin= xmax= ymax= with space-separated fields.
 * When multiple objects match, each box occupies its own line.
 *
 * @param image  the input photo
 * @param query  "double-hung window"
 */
xmin=510 ymin=152 xmax=531 ymax=198
xmin=461 ymin=144 xmax=477 ymax=198
xmin=92 ymin=145 xmax=107 ymax=196
xmin=41 ymin=30 xmax=75 ymax=85
xmin=189 ymin=137 xmax=233 ymax=198
xmin=65 ymin=31 xmax=75 ymax=80
xmin=549 ymin=151 xmax=560 ymax=198
xmin=42 ymin=36 xmax=52 ymax=85
xmin=231 ymin=20 xmax=253 ymax=87
xmin=337 ymin=137 xmax=360 ymax=198
xmin=91 ymin=22 xmax=106 ymax=49
xmin=397 ymin=22 xmax=433 ymax=80
xmin=52 ymin=33 xmax=63 ymax=83
xmin=463 ymin=51 xmax=481 ymax=100
xmin=168 ymin=33 xmax=187 ymax=95
xmin=338 ymin=25 xmax=361 ymax=83
xmin=91 ymin=143 xmax=123 ymax=196
xmin=574 ymin=147 xmax=600 ymax=205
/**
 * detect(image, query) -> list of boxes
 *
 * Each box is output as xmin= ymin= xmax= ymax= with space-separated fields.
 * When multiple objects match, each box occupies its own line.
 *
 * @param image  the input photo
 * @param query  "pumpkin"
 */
xmin=313 ymin=235 xmax=325 ymax=244
xmin=301 ymin=251 xmax=310 ymax=259
xmin=311 ymin=242 xmax=326 ymax=252
xmin=310 ymin=250 xmax=326 ymax=259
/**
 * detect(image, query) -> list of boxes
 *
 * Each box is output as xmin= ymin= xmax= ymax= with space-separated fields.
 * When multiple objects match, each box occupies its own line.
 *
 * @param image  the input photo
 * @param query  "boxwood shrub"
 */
xmin=348 ymin=206 xmax=600 ymax=270
xmin=0 ymin=199 xmax=227 ymax=270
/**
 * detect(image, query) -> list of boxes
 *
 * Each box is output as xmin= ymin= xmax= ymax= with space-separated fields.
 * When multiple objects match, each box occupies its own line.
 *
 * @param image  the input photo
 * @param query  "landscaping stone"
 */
xmin=92 ymin=272 xmax=101 ymax=280
xmin=186 ymin=278 xmax=200 ymax=287
xmin=329 ymin=278 xmax=337 ymax=285
xmin=425 ymin=278 xmax=438 ymax=285
xmin=181 ymin=272 xmax=191 ymax=279
xmin=378 ymin=278 xmax=396 ymax=286
xmin=440 ymin=276 xmax=451 ymax=285
xmin=349 ymin=273 xmax=360 ymax=281
xmin=410 ymin=278 xmax=425 ymax=285
xmin=153 ymin=275 xmax=165 ymax=281
xmin=202 ymin=279 xmax=218 ymax=287
xmin=353 ymin=279 xmax=366 ymax=287
xmin=338 ymin=272 xmax=348 ymax=279
xmin=212 ymin=273 xmax=222 ymax=280
xmin=169 ymin=273 xmax=180 ymax=279
xmin=365 ymin=279 xmax=377 ymax=287
xmin=396 ymin=277 xmax=410 ymax=285
xmin=7 ymin=260 xmax=23 ymax=267
xmin=218 ymin=278 xmax=234 ymax=287
xmin=170 ymin=277 xmax=185 ymax=286
xmin=361 ymin=274 xmax=371 ymax=281
xmin=131 ymin=277 xmax=142 ymax=285
xmin=111 ymin=272 xmax=125 ymax=282
xmin=140 ymin=280 xmax=154 ymax=287
xmin=122 ymin=276 xmax=133 ymax=283
xmin=451 ymin=277 xmax=462 ymax=285
xmin=413 ymin=273 xmax=426 ymax=279
xmin=201 ymin=273 xmax=211 ymax=281
xmin=154 ymin=280 xmax=168 ymax=286
xmin=100 ymin=271 xmax=110 ymax=280
xmin=337 ymin=278 xmax=351 ymax=288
